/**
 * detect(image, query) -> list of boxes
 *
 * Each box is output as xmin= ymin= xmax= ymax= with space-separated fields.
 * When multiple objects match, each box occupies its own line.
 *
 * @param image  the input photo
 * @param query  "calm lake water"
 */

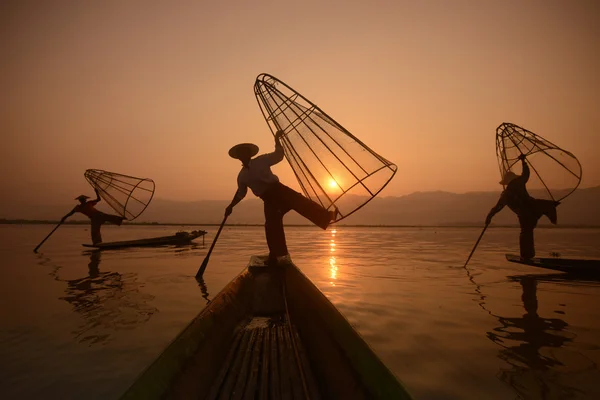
xmin=1 ymin=224 xmax=600 ymax=399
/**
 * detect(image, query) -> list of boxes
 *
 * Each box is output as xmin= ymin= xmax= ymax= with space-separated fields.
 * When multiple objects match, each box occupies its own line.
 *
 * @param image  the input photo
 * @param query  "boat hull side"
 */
xmin=121 ymin=269 xmax=253 ymax=400
xmin=284 ymin=264 xmax=412 ymax=399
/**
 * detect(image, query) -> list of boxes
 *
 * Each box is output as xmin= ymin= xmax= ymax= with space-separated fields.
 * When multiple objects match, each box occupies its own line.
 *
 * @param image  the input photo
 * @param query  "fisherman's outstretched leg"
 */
xmin=103 ymin=213 xmax=125 ymax=226
xmin=264 ymin=199 xmax=288 ymax=262
xmin=535 ymin=199 xmax=559 ymax=225
xmin=275 ymin=183 xmax=335 ymax=229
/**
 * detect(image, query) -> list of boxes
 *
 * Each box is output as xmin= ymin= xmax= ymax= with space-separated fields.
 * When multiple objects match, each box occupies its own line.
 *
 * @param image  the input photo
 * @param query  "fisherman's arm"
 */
xmin=62 ymin=206 xmax=78 ymax=221
xmin=94 ymin=188 xmax=101 ymax=202
xmin=263 ymin=130 xmax=285 ymax=166
xmin=518 ymin=153 xmax=530 ymax=182
xmin=225 ymin=178 xmax=247 ymax=216
xmin=486 ymin=193 xmax=506 ymax=225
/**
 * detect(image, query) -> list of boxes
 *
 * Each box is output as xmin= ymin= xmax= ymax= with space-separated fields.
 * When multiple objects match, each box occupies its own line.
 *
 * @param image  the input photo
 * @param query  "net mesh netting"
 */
xmin=84 ymin=169 xmax=155 ymax=221
xmin=254 ymin=73 xmax=397 ymax=222
xmin=496 ymin=123 xmax=582 ymax=202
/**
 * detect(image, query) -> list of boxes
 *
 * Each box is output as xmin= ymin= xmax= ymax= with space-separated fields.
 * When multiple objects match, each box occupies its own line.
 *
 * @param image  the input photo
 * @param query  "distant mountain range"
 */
xmin=1 ymin=186 xmax=599 ymax=226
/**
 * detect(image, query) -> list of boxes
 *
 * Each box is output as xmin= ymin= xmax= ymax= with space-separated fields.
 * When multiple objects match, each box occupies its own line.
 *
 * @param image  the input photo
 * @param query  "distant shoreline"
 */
xmin=1 ymin=219 xmax=599 ymax=229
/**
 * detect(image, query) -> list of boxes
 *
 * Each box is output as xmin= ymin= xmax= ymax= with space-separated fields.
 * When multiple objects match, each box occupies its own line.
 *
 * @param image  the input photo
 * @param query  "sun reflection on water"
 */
xmin=329 ymin=229 xmax=338 ymax=285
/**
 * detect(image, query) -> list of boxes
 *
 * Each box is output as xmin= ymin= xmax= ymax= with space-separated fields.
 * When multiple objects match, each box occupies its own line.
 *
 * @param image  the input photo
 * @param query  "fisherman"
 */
xmin=226 ymin=130 xmax=339 ymax=265
xmin=62 ymin=188 xmax=125 ymax=244
xmin=486 ymin=154 xmax=560 ymax=259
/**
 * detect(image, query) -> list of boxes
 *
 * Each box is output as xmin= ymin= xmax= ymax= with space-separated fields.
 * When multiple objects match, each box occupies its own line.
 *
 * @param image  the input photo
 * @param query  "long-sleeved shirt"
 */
xmin=65 ymin=200 xmax=102 ymax=220
xmin=490 ymin=160 xmax=533 ymax=216
xmin=235 ymin=142 xmax=284 ymax=198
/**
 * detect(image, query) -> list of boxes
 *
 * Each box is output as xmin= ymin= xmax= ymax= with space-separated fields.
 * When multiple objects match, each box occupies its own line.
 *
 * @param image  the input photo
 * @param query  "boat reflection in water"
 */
xmin=50 ymin=251 xmax=157 ymax=345
xmin=488 ymin=274 xmax=597 ymax=398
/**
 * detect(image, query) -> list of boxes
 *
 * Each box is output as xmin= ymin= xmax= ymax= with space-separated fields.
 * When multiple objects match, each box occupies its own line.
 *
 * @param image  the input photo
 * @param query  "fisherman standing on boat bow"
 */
xmin=62 ymin=188 xmax=126 ymax=245
xmin=226 ymin=130 xmax=339 ymax=265
xmin=486 ymin=154 xmax=560 ymax=260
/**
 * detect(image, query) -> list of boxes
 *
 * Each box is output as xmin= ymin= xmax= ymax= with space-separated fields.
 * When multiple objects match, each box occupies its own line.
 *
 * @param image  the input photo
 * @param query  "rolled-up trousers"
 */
xmin=90 ymin=212 xmax=123 ymax=244
xmin=259 ymin=182 xmax=331 ymax=258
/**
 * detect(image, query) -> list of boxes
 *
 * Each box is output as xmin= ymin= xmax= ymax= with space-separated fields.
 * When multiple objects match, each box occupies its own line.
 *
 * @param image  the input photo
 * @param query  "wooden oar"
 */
xmin=33 ymin=219 xmax=65 ymax=253
xmin=196 ymin=215 xmax=228 ymax=278
xmin=464 ymin=224 xmax=489 ymax=267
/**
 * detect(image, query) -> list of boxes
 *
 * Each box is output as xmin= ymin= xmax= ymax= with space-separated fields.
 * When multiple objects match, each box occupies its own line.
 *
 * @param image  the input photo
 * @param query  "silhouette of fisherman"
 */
xmin=226 ymin=130 xmax=339 ymax=265
xmin=486 ymin=154 xmax=560 ymax=259
xmin=62 ymin=188 xmax=125 ymax=244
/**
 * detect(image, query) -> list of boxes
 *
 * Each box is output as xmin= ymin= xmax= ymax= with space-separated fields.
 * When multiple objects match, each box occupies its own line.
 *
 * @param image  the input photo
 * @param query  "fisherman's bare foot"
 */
xmin=278 ymin=254 xmax=292 ymax=265
xmin=268 ymin=253 xmax=292 ymax=266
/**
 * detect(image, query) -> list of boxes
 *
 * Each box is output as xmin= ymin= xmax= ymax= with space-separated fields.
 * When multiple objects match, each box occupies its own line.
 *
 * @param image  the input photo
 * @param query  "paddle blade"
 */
xmin=463 ymin=224 xmax=488 ymax=267
xmin=195 ymin=215 xmax=228 ymax=278
xmin=33 ymin=220 xmax=64 ymax=253
xmin=196 ymin=257 xmax=209 ymax=278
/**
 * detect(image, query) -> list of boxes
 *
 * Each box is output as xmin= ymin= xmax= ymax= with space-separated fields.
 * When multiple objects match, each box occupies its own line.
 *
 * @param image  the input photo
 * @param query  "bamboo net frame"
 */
xmin=84 ymin=169 xmax=155 ymax=221
xmin=496 ymin=122 xmax=582 ymax=202
xmin=254 ymin=73 xmax=397 ymax=223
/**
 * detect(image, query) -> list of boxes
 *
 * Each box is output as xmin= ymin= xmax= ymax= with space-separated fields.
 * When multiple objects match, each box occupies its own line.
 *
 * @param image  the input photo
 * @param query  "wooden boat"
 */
xmin=506 ymin=272 xmax=600 ymax=284
xmin=82 ymin=230 xmax=206 ymax=250
xmin=505 ymin=254 xmax=600 ymax=275
xmin=120 ymin=255 xmax=412 ymax=399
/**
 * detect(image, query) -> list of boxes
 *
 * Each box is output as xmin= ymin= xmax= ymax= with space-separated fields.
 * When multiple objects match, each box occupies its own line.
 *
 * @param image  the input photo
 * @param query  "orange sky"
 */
xmin=2 ymin=1 xmax=599 ymax=204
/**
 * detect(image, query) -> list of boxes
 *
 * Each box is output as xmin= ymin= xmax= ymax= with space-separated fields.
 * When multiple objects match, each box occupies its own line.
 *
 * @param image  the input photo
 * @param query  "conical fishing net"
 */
xmin=496 ymin=123 xmax=582 ymax=202
xmin=84 ymin=169 xmax=155 ymax=221
xmin=254 ymin=73 xmax=397 ymax=222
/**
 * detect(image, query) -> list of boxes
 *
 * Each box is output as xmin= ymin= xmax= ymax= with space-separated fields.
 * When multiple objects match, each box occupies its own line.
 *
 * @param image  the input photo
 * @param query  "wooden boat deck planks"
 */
xmin=120 ymin=255 xmax=412 ymax=400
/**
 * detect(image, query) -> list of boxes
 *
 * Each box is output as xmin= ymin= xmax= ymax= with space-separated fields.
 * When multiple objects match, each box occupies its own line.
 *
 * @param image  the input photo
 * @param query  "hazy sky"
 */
xmin=2 ymin=0 xmax=599 ymax=205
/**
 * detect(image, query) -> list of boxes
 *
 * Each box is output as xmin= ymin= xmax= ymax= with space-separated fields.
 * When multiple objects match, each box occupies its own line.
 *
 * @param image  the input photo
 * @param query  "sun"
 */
xmin=328 ymin=179 xmax=339 ymax=190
